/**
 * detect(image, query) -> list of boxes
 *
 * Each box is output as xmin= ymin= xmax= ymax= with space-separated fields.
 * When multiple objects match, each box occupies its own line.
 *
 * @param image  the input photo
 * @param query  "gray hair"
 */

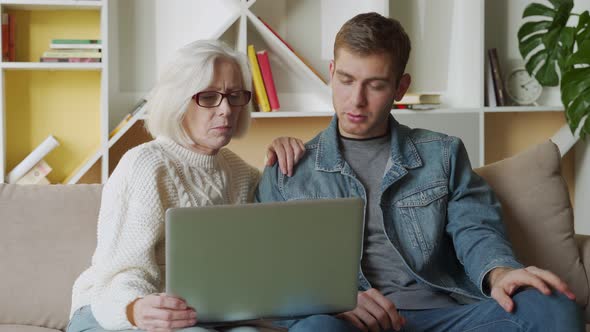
xmin=145 ymin=40 xmax=252 ymax=145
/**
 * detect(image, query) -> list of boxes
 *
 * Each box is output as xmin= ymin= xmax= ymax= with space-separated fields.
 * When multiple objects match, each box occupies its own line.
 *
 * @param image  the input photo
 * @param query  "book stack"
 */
xmin=248 ymin=45 xmax=280 ymax=112
xmin=393 ymin=93 xmax=441 ymax=110
xmin=40 ymin=39 xmax=102 ymax=63
xmin=1 ymin=13 xmax=16 ymax=61
xmin=6 ymin=135 xmax=60 ymax=185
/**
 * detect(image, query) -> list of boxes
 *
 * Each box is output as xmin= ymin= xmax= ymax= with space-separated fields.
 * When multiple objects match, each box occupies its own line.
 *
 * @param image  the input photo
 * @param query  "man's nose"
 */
xmin=352 ymin=84 xmax=367 ymax=107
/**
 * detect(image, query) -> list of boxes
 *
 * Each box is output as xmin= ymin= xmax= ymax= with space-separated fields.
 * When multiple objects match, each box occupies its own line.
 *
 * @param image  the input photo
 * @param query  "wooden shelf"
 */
xmin=251 ymin=111 xmax=333 ymax=118
xmin=391 ymin=108 xmax=481 ymax=115
xmin=1 ymin=62 xmax=102 ymax=70
xmin=0 ymin=0 xmax=102 ymax=10
xmin=484 ymin=106 xmax=564 ymax=113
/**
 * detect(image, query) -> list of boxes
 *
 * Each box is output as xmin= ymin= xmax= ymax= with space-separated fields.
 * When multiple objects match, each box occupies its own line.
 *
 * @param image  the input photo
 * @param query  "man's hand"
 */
xmin=489 ymin=266 xmax=576 ymax=312
xmin=336 ymin=288 xmax=405 ymax=332
xmin=127 ymin=293 xmax=197 ymax=332
xmin=265 ymin=137 xmax=306 ymax=177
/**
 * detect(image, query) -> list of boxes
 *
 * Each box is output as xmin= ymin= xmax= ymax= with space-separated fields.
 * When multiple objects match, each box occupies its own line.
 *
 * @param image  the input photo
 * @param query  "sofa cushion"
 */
xmin=474 ymin=141 xmax=588 ymax=306
xmin=0 ymin=184 xmax=103 ymax=331
xmin=0 ymin=325 xmax=62 ymax=332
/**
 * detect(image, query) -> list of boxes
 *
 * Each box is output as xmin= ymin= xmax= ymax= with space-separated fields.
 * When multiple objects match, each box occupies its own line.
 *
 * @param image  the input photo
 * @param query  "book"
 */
xmin=50 ymin=39 xmax=102 ymax=50
xmin=16 ymin=160 xmax=52 ymax=185
xmin=257 ymin=16 xmax=326 ymax=84
xmin=2 ymin=14 xmax=7 ymax=61
xmin=40 ymin=57 xmax=101 ymax=63
xmin=6 ymin=135 xmax=60 ymax=184
xmin=8 ymin=13 xmax=15 ymax=61
xmin=247 ymin=45 xmax=271 ymax=112
xmin=394 ymin=93 xmax=441 ymax=105
xmin=486 ymin=60 xmax=497 ymax=107
xmin=35 ymin=176 xmax=51 ymax=185
xmin=42 ymin=51 xmax=102 ymax=58
xmin=393 ymin=104 xmax=439 ymax=110
xmin=51 ymin=39 xmax=101 ymax=45
xmin=488 ymin=48 xmax=507 ymax=106
xmin=256 ymin=50 xmax=280 ymax=112
xmin=109 ymin=98 xmax=147 ymax=138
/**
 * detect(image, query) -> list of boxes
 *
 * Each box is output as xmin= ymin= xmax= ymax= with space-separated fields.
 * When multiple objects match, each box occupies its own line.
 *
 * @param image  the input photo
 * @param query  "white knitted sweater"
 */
xmin=69 ymin=136 xmax=260 ymax=330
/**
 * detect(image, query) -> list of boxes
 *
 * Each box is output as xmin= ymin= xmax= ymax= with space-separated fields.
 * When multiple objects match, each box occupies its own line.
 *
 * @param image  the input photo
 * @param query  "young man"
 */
xmin=257 ymin=12 xmax=584 ymax=332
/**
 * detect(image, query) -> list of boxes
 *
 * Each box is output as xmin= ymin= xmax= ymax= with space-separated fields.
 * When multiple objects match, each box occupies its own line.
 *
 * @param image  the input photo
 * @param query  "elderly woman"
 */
xmin=67 ymin=40 xmax=302 ymax=332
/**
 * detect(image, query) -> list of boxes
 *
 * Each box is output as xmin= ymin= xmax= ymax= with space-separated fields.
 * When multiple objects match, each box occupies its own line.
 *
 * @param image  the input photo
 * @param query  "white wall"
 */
xmin=108 ymin=0 xmax=239 ymax=128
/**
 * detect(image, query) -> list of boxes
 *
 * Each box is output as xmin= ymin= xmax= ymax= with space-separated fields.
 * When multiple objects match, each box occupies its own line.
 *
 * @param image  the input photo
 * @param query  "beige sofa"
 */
xmin=1 ymin=140 xmax=589 ymax=332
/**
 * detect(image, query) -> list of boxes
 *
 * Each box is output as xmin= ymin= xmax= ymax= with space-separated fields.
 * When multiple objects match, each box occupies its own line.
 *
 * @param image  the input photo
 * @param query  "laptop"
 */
xmin=165 ymin=197 xmax=364 ymax=325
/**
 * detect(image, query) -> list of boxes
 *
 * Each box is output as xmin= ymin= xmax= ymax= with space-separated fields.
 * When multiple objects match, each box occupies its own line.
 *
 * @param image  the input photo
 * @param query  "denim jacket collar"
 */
xmin=315 ymin=115 xmax=423 ymax=173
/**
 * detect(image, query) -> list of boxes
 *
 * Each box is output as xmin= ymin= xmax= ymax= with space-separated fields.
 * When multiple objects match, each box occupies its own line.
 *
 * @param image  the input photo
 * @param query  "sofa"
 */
xmin=1 ymin=140 xmax=589 ymax=332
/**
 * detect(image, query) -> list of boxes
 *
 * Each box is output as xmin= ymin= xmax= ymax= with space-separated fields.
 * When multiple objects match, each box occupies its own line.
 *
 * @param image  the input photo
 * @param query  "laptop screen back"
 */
xmin=165 ymin=197 xmax=364 ymax=324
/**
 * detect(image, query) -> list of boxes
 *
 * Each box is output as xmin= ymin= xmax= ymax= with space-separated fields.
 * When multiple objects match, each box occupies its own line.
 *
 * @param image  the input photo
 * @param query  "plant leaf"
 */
xmin=567 ymin=40 xmax=590 ymax=66
xmin=582 ymin=115 xmax=590 ymax=140
xmin=565 ymin=91 xmax=590 ymax=135
xmin=548 ymin=0 xmax=573 ymax=8
xmin=562 ymin=54 xmax=590 ymax=136
xmin=561 ymin=67 xmax=590 ymax=103
xmin=518 ymin=21 xmax=552 ymax=40
xmin=518 ymin=1 xmax=573 ymax=86
xmin=523 ymin=3 xmax=556 ymax=18
xmin=576 ymin=11 xmax=590 ymax=46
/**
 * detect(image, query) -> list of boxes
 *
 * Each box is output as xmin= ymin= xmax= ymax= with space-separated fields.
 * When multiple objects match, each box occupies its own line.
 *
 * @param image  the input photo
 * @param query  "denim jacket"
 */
xmin=256 ymin=115 xmax=523 ymax=301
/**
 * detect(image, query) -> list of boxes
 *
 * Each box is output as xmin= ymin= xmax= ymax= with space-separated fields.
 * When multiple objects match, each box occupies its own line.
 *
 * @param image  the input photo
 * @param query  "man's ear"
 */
xmin=329 ymin=60 xmax=335 ymax=81
xmin=394 ymin=73 xmax=412 ymax=101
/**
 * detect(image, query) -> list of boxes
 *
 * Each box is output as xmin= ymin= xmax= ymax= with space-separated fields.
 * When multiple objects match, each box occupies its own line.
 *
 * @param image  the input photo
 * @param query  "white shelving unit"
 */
xmin=3 ymin=0 xmax=588 ymax=231
xmin=0 ymin=0 xmax=109 ymax=183
xmin=0 ymin=0 xmax=102 ymax=10
xmin=0 ymin=62 xmax=102 ymax=70
xmin=105 ymin=0 xmax=588 ymax=169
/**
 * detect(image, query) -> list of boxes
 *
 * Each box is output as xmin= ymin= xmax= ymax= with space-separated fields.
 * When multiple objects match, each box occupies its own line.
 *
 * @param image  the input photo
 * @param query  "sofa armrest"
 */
xmin=575 ymin=234 xmax=590 ymax=322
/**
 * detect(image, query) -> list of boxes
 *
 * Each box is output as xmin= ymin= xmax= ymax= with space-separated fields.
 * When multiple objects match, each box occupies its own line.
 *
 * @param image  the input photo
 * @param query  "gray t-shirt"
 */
xmin=339 ymin=133 xmax=458 ymax=310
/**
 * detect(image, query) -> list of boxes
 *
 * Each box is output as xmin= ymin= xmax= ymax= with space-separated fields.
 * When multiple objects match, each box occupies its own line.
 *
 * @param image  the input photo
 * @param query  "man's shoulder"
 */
xmin=403 ymin=125 xmax=454 ymax=145
xmin=303 ymin=132 xmax=322 ymax=151
xmin=259 ymin=133 xmax=322 ymax=182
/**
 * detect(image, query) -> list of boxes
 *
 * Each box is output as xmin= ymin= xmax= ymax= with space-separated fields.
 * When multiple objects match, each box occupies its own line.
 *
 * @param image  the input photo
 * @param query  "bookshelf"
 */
xmin=112 ymin=0 xmax=588 ymax=233
xmin=0 ymin=0 xmax=108 ymax=183
xmin=2 ymin=0 xmax=589 ymax=233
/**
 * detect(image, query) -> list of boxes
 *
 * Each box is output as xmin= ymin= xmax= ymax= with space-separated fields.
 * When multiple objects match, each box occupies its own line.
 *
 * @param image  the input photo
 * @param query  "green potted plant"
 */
xmin=518 ymin=0 xmax=590 ymax=139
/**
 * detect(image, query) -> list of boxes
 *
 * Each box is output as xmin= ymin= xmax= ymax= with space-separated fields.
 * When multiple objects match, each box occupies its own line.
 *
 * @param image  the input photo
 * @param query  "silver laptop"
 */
xmin=165 ymin=197 xmax=364 ymax=325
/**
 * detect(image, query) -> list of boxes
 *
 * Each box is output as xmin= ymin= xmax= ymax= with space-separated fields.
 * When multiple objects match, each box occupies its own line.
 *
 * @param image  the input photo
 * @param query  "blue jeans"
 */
xmin=67 ymin=306 xmax=284 ymax=332
xmin=288 ymin=289 xmax=584 ymax=332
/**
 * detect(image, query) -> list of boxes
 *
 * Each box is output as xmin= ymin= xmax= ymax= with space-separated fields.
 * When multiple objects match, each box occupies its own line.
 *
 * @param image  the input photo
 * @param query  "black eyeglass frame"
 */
xmin=192 ymin=90 xmax=252 ymax=108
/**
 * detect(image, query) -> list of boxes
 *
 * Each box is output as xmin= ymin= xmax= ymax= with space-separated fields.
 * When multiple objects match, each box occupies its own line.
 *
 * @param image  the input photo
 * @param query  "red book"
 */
xmin=8 ymin=14 xmax=15 ymax=61
xmin=256 ymin=50 xmax=280 ymax=112
xmin=2 ymin=14 xmax=8 ymax=61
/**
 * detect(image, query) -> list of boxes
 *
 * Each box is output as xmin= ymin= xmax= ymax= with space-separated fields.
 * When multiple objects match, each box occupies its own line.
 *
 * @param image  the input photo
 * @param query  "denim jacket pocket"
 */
xmin=395 ymin=185 xmax=448 ymax=208
xmin=394 ymin=185 xmax=449 ymax=264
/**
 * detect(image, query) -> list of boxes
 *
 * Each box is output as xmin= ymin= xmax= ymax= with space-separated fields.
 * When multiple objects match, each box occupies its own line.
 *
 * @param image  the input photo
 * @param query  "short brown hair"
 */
xmin=334 ymin=12 xmax=411 ymax=78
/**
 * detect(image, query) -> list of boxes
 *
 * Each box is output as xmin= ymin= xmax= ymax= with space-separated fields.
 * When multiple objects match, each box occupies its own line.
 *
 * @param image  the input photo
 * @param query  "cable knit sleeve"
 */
xmin=89 ymin=147 xmax=172 ymax=330
xmin=250 ymin=166 xmax=262 ymax=200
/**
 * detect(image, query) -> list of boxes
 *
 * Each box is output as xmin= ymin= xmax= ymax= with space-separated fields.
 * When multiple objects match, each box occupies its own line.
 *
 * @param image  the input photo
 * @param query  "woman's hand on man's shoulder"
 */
xmin=265 ymin=137 xmax=306 ymax=177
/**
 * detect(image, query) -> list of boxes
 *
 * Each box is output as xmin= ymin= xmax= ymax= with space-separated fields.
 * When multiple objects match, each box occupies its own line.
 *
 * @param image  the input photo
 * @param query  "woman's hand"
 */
xmin=265 ymin=137 xmax=306 ymax=177
xmin=127 ymin=293 xmax=197 ymax=332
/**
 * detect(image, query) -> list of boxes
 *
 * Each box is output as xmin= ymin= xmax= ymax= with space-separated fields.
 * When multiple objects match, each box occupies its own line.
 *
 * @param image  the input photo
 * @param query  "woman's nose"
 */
xmin=217 ymin=97 xmax=233 ymax=116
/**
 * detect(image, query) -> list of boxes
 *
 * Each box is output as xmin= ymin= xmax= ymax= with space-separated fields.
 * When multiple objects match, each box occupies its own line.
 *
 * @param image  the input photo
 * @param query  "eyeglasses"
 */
xmin=192 ymin=90 xmax=252 ymax=108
